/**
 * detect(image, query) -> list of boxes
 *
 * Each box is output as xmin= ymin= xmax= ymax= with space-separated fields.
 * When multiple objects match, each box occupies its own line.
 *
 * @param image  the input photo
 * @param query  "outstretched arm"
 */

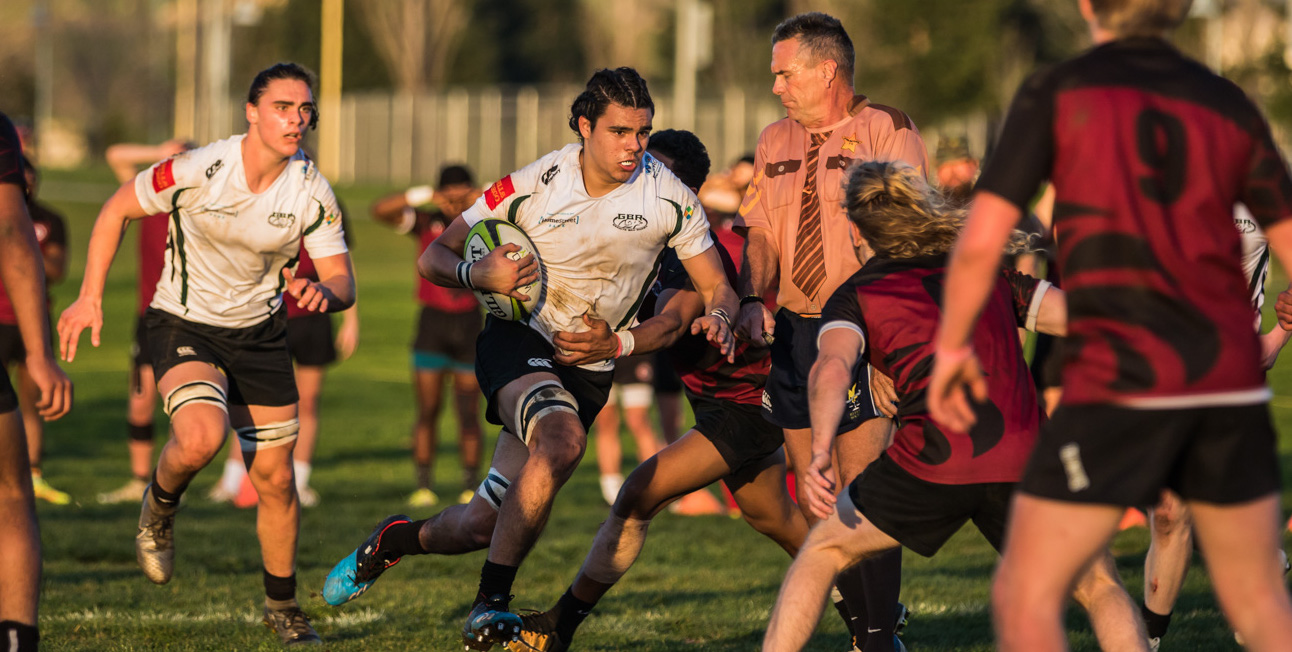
xmin=679 ymin=246 xmax=739 ymax=360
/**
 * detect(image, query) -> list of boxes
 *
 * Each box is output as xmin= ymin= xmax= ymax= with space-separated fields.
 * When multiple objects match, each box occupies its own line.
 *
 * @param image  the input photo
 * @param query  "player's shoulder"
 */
xmin=756 ymin=118 xmax=800 ymax=145
xmin=857 ymin=99 xmax=917 ymax=134
xmin=518 ymin=144 xmax=579 ymax=190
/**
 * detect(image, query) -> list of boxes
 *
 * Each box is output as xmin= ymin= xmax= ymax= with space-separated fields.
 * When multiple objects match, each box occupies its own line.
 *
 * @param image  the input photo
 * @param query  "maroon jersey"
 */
xmin=412 ymin=210 xmax=477 ymax=313
xmin=138 ymin=212 xmax=168 ymax=315
xmin=285 ymin=247 xmax=319 ymax=320
xmin=822 ymin=257 xmax=1049 ymax=484
xmin=978 ymin=37 xmax=1292 ymax=406
xmin=653 ymin=237 xmax=769 ymax=407
xmin=0 ymin=200 xmax=66 ymax=324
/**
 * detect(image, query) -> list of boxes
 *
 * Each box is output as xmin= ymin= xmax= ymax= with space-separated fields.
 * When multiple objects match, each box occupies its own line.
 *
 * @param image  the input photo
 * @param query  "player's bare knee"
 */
xmin=464 ymin=505 xmax=499 ymax=549
xmin=1151 ymin=505 xmax=1191 ymax=538
xmin=252 ymin=463 xmax=296 ymax=500
xmin=530 ymin=432 xmax=585 ymax=476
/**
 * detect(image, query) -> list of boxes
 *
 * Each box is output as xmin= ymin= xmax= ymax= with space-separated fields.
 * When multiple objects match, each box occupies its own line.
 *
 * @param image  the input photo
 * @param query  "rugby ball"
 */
xmin=463 ymin=219 xmax=542 ymax=321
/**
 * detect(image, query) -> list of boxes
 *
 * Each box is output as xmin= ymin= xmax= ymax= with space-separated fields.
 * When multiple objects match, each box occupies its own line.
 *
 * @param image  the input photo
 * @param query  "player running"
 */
xmin=323 ymin=67 xmax=737 ymax=650
xmin=59 ymin=63 xmax=353 ymax=646
xmin=762 ymin=160 xmax=1148 ymax=652
xmin=928 ymin=0 xmax=1292 ymax=649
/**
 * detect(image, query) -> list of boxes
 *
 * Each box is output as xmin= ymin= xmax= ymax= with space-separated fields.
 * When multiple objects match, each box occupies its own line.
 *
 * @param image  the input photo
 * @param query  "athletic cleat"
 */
xmin=407 ymin=487 xmax=439 ymax=508
xmin=31 ymin=474 xmax=71 ymax=505
xmin=323 ymin=514 xmax=411 ymax=606
xmin=505 ymin=609 xmax=567 ymax=652
xmin=1148 ymin=636 xmax=1160 ymax=651
xmin=263 ymin=603 xmax=322 ymax=646
xmin=98 ymin=477 xmax=148 ymax=504
xmin=462 ymin=594 xmax=523 ymax=650
xmin=136 ymin=484 xmax=177 ymax=584
xmin=894 ymin=601 xmax=910 ymax=636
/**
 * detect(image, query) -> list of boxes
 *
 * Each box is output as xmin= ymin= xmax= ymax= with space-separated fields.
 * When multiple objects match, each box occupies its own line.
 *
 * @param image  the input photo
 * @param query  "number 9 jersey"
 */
xmin=975 ymin=37 xmax=1292 ymax=407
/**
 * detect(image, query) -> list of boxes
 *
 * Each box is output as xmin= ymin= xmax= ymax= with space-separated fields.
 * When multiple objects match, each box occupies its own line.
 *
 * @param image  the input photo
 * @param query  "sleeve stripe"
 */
xmin=1025 ymin=279 xmax=1052 ymax=332
xmin=817 ymin=320 xmax=867 ymax=357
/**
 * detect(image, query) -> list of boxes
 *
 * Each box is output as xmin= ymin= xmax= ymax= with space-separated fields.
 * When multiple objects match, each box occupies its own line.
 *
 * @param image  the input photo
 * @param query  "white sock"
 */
xmin=221 ymin=459 xmax=246 ymax=494
xmin=293 ymin=460 xmax=312 ymax=491
xmin=600 ymin=473 xmax=623 ymax=506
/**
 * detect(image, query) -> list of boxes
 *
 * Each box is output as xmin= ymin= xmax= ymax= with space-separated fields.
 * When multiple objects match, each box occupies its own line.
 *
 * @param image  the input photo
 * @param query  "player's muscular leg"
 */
xmin=419 ymin=431 xmax=529 ymax=554
xmin=155 ymin=362 xmax=230 ymax=491
xmin=453 ymin=371 xmax=483 ymax=479
xmin=292 ymin=366 xmax=325 ymax=463
xmin=1145 ymin=489 xmax=1192 ymax=615
xmin=236 ymin=403 xmax=300 ymax=579
xmin=727 ymin=449 xmax=807 ymax=557
xmin=1070 ymin=550 xmax=1150 ymax=652
xmin=0 ymin=410 xmax=39 ymax=625
xmin=486 ymin=373 xmax=585 ymax=566
xmin=835 ymin=417 xmax=892 ymax=480
xmin=992 ymin=495 xmax=1122 ymax=652
xmin=412 ymin=369 xmax=444 ymax=470
xmin=1189 ymin=495 xmax=1292 ymax=652
xmin=127 ymin=364 xmax=158 ymax=479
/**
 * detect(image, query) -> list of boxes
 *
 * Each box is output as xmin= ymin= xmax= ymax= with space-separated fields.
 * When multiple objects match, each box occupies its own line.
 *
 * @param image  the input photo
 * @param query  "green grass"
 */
xmin=24 ymin=168 xmax=1292 ymax=650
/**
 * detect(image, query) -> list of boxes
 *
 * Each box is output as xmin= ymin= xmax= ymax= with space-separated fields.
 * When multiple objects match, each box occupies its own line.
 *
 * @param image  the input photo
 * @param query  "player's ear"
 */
xmin=578 ymin=115 xmax=593 ymax=141
xmin=246 ymin=102 xmax=258 ymax=126
xmin=820 ymin=59 xmax=838 ymax=85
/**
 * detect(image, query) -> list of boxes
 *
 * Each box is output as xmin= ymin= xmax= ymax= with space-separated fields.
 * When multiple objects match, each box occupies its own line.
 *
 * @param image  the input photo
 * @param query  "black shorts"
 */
xmin=1030 ymin=334 xmax=1063 ymax=391
xmin=765 ymin=308 xmax=878 ymax=430
xmin=287 ymin=313 xmax=336 ymax=367
xmin=612 ymin=353 xmax=654 ymax=385
xmin=691 ymin=396 xmax=785 ymax=475
xmin=849 ymin=454 xmax=1015 ymax=557
xmin=0 ymin=323 xmax=24 ymax=367
xmin=474 ymin=316 xmax=612 ymax=431
xmin=131 ymin=316 xmax=153 ymax=369
xmin=0 ymin=359 xmax=14 ymax=414
xmin=413 ymin=305 xmax=481 ymax=370
xmin=652 ymin=350 xmax=682 ymax=394
xmin=144 ymin=307 xmax=298 ymax=407
xmin=1020 ymin=403 xmax=1281 ymax=507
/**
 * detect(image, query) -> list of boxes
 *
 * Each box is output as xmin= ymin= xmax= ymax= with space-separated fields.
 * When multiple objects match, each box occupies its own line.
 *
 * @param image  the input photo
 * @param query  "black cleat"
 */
xmin=505 ymin=609 xmax=568 ymax=652
xmin=263 ymin=602 xmax=322 ymax=646
xmin=462 ymin=593 xmax=523 ymax=650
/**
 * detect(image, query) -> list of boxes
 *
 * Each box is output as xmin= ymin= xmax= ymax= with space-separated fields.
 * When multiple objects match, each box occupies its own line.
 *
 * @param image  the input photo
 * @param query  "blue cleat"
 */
xmin=323 ymin=514 xmax=411 ymax=606
xmin=462 ymin=593 xmax=523 ymax=650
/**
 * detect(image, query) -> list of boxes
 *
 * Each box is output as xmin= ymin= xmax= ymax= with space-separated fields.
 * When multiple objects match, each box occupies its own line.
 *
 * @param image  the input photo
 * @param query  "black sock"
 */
xmin=416 ymin=464 xmax=432 ymax=491
xmin=831 ymin=597 xmax=854 ymax=640
xmin=835 ymin=564 xmax=867 ymax=640
xmin=263 ymin=570 xmax=296 ymax=602
xmin=149 ymin=469 xmax=187 ymax=505
xmin=860 ymin=548 xmax=903 ymax=652
xmin=477 ymin=561 xmax=519 ymax=604
xmin=128 ymin=422 xmax=154 ymax=442
xmin=554 ymin=588 xmax=596 ymax=642
xmin=1142 ymin=604 xmax=1172 ymax=639
xmin=384 ymin=520 xmax=429 ymax=557
xmin=0 ymin=621 xmax=38 ymax=652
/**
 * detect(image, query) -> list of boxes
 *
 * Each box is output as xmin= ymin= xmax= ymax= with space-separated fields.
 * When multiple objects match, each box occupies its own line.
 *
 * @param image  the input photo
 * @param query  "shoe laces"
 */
xmin=271 ymin=606 xmax=314 ymax=636
xmin=143 ymin=507 xmax=178 ymax=544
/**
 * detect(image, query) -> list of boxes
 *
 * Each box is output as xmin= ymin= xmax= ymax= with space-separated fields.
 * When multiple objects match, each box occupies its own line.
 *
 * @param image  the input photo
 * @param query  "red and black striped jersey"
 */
xmin=823 ymin=257 xmax=1048 ymax=484
xmin=977 ymin=37 xmax=1292 ymax=407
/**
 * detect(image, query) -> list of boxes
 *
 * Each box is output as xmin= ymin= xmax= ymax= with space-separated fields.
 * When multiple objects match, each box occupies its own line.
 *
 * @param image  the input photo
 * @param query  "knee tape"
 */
xmin=476 ymin=467 xmax=511 ymax=511
xmin=579 ymin=513 xmax=652 ymax=585
xmin=163 ymin=380 xmax=227 ymax=417
xmin=512 ymin=380 xmax=579 ymax=446
xmin=234 ymin=419 xmax=300 ymax=452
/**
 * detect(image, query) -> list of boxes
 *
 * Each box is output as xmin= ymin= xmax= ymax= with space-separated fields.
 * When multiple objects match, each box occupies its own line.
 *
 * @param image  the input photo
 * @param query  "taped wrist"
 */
xmin=456 ymin=261 xmax=477 ymax=290
xmin=614 ymin=330 xmax=636 ymax=358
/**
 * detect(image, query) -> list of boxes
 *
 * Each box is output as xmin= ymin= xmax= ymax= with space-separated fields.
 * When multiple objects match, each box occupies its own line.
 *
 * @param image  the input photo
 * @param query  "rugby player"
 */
xmin=371 ymin=166 xmax=485 ymax=507
xmin=762 ymin=160 xmax=1147 ymax=652
xmin=929 ymin=1 xmax=1292 ymax=649
xmin=591 ymin=353 xmax=663 ymax=505
xmin=735 ymin=12 xmax=927 ymax=650
xmin=0 ymin=110 xmax=72 ymax=652
xmin=323 ymin=67 xmax=737 ymax=650
xmin=59 ymin=63 xmax=353 ymax=646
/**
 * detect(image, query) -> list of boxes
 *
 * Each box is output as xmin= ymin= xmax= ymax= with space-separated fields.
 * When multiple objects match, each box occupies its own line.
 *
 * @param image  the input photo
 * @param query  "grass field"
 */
xmin=24 ymin=167 xmax=1292 ymax=651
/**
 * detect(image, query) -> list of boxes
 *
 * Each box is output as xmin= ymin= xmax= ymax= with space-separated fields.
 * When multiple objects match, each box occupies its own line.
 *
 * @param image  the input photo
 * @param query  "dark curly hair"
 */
xmin=247 ymin=63 xmax=318 ymax=130
xmin=647 ymin=130 xmax=711 ymax=192
xmin=568 ymin=67 xmax=654 ymax=140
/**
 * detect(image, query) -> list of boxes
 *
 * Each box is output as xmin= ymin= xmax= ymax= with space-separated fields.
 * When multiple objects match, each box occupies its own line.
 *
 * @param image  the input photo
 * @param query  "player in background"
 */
xmin=509 ymin=129 xmax=806 ymax=652
xmin=735 ymin=13 xmax=927 ymax=651
xmin=323 ymin=67 xmax=737 ymax=650
xmin=97 ymin=139 xmax=193 ymax=505
xmin=762 ymin=160 xmax=1147 ymax=652
xmin=59 ymin=63 xmax=354 ymax=645
xmin=370 ymin=165 xmax=484 ymax=507
xmin=0 ymin=155 xmax=70 ymax=505
xmin=591 ymin=353 xmax=663 ymax=505
xmin=0 ymin=110 xmax=73 ymax=652
xmin=928 ymin=0 xmax=1292 ymax=649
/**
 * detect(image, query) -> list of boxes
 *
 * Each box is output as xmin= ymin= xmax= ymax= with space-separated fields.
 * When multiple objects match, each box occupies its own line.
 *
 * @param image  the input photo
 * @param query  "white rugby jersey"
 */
xmin=461 ymin=144 xmax=714 ymax=370
xmin=1234 ymin=203 xmax=1269 ymax=329
xmin=135 ymin=136 xmax=347 ymax=329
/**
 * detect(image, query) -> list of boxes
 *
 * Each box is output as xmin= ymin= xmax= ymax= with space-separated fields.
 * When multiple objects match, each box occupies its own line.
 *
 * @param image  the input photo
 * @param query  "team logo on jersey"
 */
xmin=683 ymin=204 xmax=695 ymax=220
xmin=613 ymin=213 xmax=647 ymax=231
xmin=527 ymin=358 xmax=553 ymax=368
xmin=1236 ymin=217 xmax=1257 ymax=233
xmin=841 ymin=133 xmax=858 ymax=153
xmin=268 ymin=212 xmax=296 ymax=228
xmin=541 ymin=165 xmax=559 ymax=185
xmin=485 ymin=175 xmax=516 ymax=210
xmin=325 ymin=211 xmax=340 ymax=226
xmin=205 ymin=159 xmax=223 ymax=179
xmin=151 ymin=159 xmax=176 ymax=192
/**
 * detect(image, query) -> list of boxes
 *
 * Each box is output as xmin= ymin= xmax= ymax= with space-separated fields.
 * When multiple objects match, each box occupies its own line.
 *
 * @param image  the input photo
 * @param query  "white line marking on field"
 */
xmin=46 ymin=607 xmax=384 ymax=627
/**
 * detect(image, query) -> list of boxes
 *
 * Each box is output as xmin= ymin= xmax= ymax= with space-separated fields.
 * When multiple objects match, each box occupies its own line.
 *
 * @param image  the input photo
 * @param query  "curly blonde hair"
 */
xmin=843 ymin=161 xmax=1032 ymax=259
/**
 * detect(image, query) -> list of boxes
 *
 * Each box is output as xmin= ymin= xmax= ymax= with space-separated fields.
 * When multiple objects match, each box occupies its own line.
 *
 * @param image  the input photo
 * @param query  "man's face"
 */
xmin=246 ymin=78 xmax=315 ymax=159
xmin=771 ymin=37 xmax=829 ymax=125
xmin=438 ymin=182 xmax=479 ymax=215
xmin=579 ymin=102 xmax=653 ymax=190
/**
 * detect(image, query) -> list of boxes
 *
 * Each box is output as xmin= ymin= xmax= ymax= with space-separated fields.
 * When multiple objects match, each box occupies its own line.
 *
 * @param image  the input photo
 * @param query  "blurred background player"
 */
xmin=735 ymin=13 xmax=928 ymax=651
xmin=97 ymin=139 xmax=192 ymax=505
xmin=0 ymin=110 xmax=73 ymax=652
xmin=591 ymin=353 xmax=663 ymax=505
xmin=370 ymin=165 xmax=484 ymax=507
xmin=0 ymin=155 xmax=69 ymax=505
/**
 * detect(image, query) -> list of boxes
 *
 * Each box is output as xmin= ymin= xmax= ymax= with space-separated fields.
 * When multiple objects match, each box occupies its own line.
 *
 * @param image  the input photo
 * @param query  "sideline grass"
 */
xmin=28 ymin=170 xmax=1291 ymax=650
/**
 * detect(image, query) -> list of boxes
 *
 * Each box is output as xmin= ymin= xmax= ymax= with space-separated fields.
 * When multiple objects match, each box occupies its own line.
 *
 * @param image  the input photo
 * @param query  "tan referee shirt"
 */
xmin=736 ymin=95 xmax=928 ymax=315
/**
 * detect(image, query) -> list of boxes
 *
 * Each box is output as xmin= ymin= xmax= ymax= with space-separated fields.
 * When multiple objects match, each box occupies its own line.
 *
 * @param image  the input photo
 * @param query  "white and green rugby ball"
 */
xmin=464 ymin=218 xmax=542 ymax=321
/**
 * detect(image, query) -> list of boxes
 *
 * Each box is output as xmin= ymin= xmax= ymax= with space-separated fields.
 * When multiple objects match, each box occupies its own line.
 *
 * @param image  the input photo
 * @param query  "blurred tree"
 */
xmin=354 ymin=0 xmax=475 ymax=92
